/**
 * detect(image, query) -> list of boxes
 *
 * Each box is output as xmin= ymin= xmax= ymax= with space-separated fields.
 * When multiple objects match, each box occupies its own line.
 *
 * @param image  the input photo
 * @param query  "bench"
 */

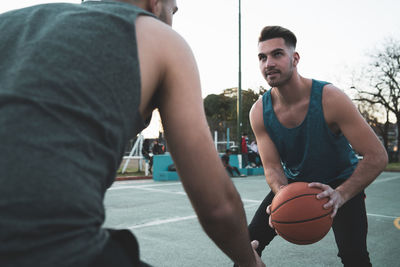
xmin=153 ymin=153 xmax=180 ymax=181
xmin=153 ymin=153 xmax=264 ymax=181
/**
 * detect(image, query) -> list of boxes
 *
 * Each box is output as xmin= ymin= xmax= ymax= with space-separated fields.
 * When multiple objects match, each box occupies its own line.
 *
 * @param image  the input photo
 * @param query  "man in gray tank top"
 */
xmin=0 ymin=1 xmax=265 ymax=266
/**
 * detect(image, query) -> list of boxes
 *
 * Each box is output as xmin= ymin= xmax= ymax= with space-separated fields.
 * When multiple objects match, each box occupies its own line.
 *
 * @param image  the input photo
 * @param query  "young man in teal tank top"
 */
xmin=246 ymin=26 xmax=388 ymax=266
xmin=0 ymin=1 xmax=264 ymax=266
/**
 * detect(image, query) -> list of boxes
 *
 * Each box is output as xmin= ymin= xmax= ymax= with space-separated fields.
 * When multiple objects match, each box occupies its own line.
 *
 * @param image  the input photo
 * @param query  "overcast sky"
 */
xmin=1 ymin=0 xmax=399 ymax=136
xmin=2 ymin=0 xmax=400 ymax=96
xmin=173 ymin=0 xmax=400 ymax=96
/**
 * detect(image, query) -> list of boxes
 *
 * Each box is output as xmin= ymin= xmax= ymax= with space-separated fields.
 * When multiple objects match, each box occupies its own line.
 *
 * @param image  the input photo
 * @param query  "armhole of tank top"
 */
xmin=262 ymin=92 xmax=270 ymax=133
xmin=132 ymin=10 xmax=158 ymax=133
xmin=319 ymin=81 xmax=343 ymax=139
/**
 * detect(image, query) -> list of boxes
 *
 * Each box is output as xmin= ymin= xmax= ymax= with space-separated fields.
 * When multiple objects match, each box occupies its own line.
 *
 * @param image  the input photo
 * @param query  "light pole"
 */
xmin=237 ymin=0 xmax=242 ymax=145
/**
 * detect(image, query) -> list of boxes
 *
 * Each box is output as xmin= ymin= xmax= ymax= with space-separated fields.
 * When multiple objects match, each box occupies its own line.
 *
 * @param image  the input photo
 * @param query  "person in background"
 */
xmin=222 ymin=149 xmax=246 ymax=177
xmin=151 ymin=139 xmax=165 ymax=155
xmin=241 ymin=133 xmax=249 ymax=168
xmin=248 ymin=141 xmax=261 ymax=167
xmin=142 ymin=139 xmax=153 ymax=174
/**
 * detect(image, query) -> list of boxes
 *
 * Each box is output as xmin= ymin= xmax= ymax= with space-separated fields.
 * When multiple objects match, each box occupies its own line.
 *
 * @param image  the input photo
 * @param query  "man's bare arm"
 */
xmin=136 ymin=17 xmax=263 ymax=267
xmin=249 ymin=99 xmax=287 ymax=194
xmin=311 ymin=85 xmax=388 ymax=216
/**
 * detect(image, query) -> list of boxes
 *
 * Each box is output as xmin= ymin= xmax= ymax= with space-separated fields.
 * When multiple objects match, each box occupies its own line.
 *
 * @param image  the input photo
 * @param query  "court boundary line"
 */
xmin=372 ymin=175 xmax=400 ymax=184
xmin=126 ymin=210 xmax=398 ymax=230
xmin=126 ymin=203 xmax=260 ymax=230
xmin=109 ymin=175 xmax=399 ymax=230
xmin=367 ymin=213 xmax=398 ymax=219
xmin=109 ymin=182 xmax=182 ymax=191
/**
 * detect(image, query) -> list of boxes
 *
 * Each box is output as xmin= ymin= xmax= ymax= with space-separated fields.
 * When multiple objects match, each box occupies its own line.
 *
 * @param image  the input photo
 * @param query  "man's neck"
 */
xmin=272 ymin=75 xmax=311 ymax=106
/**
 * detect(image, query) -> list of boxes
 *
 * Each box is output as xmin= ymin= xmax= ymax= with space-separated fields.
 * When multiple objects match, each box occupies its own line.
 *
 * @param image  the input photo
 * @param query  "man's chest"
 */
xmin=273 ymin=100 xmax=309 ymax=129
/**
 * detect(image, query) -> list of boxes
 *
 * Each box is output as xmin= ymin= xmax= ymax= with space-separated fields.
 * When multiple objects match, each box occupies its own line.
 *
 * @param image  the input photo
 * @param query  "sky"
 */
xmin=173 ymin=0 xmax=400 ymax=96
xmin=1 ymin=0 xmax=399 ymax=137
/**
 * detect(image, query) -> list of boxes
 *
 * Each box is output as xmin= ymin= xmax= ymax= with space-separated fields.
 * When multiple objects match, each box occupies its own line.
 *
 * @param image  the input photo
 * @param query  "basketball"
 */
xmin=270 ymin=182 xmax=333 ymax=245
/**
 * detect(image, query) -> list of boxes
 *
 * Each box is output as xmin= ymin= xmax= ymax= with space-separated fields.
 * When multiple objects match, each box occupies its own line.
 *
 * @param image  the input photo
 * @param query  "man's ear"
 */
xmin=146 ymin=0 xmax=162 ymax=16
xmin=293 ymin=51 xmax=300 ymax=67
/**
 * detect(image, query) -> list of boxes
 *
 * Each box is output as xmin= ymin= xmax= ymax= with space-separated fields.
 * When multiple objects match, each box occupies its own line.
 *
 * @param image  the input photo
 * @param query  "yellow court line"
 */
xmin=394 ymin=217 xmax=400 ymax=230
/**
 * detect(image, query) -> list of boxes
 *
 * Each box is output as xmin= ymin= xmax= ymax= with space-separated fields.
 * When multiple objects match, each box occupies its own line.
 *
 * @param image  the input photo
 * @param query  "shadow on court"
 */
xmin=104 ymin=172 xmax=400 ymax=266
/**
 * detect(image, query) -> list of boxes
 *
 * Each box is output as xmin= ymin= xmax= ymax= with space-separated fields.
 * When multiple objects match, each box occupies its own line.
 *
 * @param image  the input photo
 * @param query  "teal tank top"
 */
xmin=262 ymin=79 xmax=358 ymax=183
xmin=0 ymin=2 xmax=154 ymax=266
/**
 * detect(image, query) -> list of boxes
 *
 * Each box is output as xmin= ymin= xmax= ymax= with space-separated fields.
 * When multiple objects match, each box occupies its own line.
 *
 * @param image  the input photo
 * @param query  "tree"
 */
xmin=203 ymin=88 xmax=264 ymax=143
xmin=352 ymin=38 xmax=400 ymax=161
xmin=357 ymin=101 xmax=389 ymax=151
xmin=241 ymin=89 xmax=262 ymax=137
xmin=203 ymin=94 xmax=236 ymax=139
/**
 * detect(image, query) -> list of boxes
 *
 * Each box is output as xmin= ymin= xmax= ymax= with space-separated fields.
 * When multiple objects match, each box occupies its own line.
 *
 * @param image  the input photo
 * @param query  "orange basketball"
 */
xmin=270 ymin=182 xmax=333 ymax=245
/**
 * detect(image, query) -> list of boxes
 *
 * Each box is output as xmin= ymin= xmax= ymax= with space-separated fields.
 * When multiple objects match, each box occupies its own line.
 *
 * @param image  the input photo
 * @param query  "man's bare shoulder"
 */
xmin=322 ymin=83 xmax=345 ymax=96
xmin=136 ymin=16 xmax=189 ymax=52
xmin=322 ymin=83 xmax=353 ymax=107
xmin=322 ymin=83 xmax=358 ymax=123
xmin=250 ymin=97 xmax=265 ymax=132
xmin=135 ymin=15 xmax=197 ymax=117
xmin=250 ymin=97 xmax=263 ymax=118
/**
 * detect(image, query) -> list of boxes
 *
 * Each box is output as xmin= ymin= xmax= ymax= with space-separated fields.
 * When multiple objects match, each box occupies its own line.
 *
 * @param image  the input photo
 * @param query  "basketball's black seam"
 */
xmin=271 ymin=193 xmax=317 ymax=213
xmin=277 ymin=231 xmax=322 ymax=243
xmin=271 ymin=210 xmax=332 ymax=224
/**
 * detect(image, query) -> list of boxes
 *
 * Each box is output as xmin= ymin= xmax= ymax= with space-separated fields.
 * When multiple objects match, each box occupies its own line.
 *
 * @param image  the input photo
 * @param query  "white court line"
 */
xmin=242 ymin=198 xmax=262 ymax=204
xmin=111 ymin=180 xmax=399 ymax=227
xmin=367 ymin=213 xmax=398 ymax=219
xmin=108 ymin=182 xmax=187 ymax=196
xmin=109 ymin=181 xmax=263 ymax=227
xmin=127 ymin=208 xmax=397 ymax=230
xmin=110 ymin=184 xmax=265 ymax=202
xmin=128 ymin=215 xmax=197 ymax=229
xmin=127 ymin=203 xmax=260 ymax=230
xmin=382 ymin=172 xmax=400 ymax=177
xmin=110 ymin=185 xmax=265 ymax=200
xmin=109 ymin=182 xmax=182 ymax=191
xmin=373 ymin=176 xmax=400 ymax=184
xmin=131 ymin=186 xmax=187 ymax=195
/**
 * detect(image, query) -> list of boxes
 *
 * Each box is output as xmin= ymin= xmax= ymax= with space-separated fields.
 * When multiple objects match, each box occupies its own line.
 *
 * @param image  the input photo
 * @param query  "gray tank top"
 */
xmin=0 ymin=1 xmax=154 ymax=266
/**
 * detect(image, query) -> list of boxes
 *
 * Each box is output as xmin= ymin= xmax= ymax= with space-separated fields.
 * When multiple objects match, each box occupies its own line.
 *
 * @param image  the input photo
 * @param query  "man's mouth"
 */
xmin=266 ymin=70 xmax=280 ymax=76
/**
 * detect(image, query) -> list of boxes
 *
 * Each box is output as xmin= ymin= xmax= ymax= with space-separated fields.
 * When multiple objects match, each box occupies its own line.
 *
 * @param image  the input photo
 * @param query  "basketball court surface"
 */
xmin=104 ymin=172 xmax=400 ymax=266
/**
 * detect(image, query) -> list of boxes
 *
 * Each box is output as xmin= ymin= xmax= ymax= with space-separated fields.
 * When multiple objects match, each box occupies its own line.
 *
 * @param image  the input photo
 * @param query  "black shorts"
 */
xmin=90 ymin=229 xmax=151 ymax=267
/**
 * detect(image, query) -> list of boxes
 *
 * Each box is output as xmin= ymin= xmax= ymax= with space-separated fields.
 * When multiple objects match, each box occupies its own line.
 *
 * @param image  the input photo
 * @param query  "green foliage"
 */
xmin=116 ymin=167 xmax=145 ymax=177
xmin=204 ymin=94 xmax=235 ymax=121
xmin=385 ymin=162 xmax=400 ymax=171
xmin=203 ymin=88 xmax=265 ymax=142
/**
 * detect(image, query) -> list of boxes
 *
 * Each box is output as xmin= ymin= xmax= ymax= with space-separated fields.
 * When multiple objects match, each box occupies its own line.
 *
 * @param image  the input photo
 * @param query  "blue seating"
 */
xmin=153 ymin=153 xmax=179 ymax=181
xmin=222 ymin=154 xmax=264 ymax=176
xmin=246 ymin=167 xmax=264 ymax=175
xmin=153 ymin=153 xmax=264 ymax=181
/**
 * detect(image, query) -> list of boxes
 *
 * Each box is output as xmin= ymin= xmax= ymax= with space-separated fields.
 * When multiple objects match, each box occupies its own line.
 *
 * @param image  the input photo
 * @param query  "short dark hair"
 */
xmin=258 ymin=26 xmax=297 ymax=49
